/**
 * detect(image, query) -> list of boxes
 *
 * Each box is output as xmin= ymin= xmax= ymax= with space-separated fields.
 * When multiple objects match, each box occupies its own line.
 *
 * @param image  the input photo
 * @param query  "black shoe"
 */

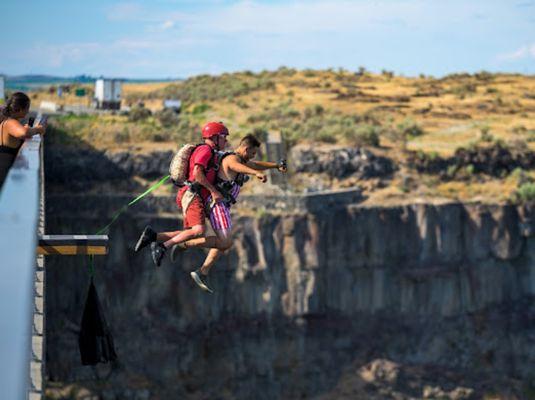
xmin=170 ymin=243 xmax=187 ymax=262
xmin=150 ymin=242 xmax=167 ymax=267
xmin=190 ymin=269 xmax=213 ymax=293
xmin=135 ymin=225 xmax=157 ymax=252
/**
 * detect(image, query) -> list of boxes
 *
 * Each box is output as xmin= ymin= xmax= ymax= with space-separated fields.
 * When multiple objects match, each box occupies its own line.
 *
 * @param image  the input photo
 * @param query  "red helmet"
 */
xmin=202 ymin=122 xmax=229 ymax=139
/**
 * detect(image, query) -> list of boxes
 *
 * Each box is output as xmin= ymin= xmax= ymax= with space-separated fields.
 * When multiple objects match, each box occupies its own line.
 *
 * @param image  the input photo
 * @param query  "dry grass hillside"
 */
xmin=34 ymin=68 xmax=535 ymax=204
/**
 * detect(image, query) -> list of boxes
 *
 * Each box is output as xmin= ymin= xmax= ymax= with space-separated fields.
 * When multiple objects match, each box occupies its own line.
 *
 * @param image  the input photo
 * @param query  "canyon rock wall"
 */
xmin=44 ymin=197 xmax=535 ymax=399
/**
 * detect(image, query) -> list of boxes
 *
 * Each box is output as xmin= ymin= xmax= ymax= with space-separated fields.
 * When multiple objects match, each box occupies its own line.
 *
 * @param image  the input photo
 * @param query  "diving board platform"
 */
xmin=37 ymin=235 xmax=109 ymax=255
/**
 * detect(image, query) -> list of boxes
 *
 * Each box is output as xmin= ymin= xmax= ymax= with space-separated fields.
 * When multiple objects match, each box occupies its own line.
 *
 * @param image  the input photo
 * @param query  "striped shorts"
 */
xmin=207 ymin=182 xmax=240 ymax=231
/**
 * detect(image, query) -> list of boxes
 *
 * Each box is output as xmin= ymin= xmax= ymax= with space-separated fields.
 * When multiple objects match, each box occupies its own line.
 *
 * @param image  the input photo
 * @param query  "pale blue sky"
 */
xmin=2 ymin=0 xmax=534 ymax=78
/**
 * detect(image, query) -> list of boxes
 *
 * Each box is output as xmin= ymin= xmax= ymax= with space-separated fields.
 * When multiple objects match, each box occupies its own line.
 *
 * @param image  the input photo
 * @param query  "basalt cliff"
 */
xmin=44 ymin=191 xmax=535 ymax=399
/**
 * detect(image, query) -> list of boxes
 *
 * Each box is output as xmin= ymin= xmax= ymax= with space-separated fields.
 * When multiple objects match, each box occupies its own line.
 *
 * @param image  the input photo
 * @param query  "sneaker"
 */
xmin=150 ymin=242 xmax=167 ymax=267
xmin=134 ymin=225 xmax=157 ymax=252
xmin=190 ymin=269 xmax=213 ymax=293
xmin=170 ymin=242 xmax=187 ymax=262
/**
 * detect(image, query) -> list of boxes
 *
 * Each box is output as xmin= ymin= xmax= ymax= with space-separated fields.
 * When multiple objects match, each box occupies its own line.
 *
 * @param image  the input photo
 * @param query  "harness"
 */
xmin=217 ymin=151 xmax=249 ymax=186
xmin=180 ymin=144 xmax=219 ymax=212
xmin=214 ymin=152 xmax=249 ymax=206
xmin=184 ymin=144 xmax=218 ymax=193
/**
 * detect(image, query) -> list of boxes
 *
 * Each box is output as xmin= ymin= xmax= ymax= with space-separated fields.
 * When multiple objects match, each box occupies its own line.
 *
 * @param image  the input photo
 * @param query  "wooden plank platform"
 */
xmin=37 ymin=235 xmax=109 ymax=255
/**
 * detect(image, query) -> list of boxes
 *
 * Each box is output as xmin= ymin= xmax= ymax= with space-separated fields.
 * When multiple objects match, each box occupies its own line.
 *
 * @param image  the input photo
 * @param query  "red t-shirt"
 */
xmin=178 ymin=144 xmax=217 ymax=202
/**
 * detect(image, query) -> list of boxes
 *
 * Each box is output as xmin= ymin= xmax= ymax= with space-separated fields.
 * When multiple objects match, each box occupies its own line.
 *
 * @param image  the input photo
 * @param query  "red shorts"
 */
xmin=176 ymin=188 xmax=206 ymax=229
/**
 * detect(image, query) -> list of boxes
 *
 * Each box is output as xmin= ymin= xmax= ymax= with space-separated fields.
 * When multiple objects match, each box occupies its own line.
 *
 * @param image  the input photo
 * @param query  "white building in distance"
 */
xmin=94 ymin=78 xmax=122 ymax=110
xmin=163 ymin=99 xmax=181 ymax=113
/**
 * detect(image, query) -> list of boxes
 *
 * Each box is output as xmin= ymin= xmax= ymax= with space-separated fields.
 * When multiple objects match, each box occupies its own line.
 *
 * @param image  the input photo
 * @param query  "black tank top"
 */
xmin=217 ymin=151 xmax=248 ymax=187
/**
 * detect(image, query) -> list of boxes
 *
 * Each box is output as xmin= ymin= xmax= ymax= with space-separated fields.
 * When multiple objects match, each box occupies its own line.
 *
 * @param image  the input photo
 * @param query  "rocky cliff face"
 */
xmin=290 ymin=145 xmax=395 ymax=179
xmin=44 ymin=144 xmax=395 ymax=193
xmin=44 ymin=197 xmax=535 ymax=399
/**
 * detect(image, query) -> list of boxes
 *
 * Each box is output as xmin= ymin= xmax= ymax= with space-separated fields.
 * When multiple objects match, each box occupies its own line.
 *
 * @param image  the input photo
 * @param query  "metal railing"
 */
xmin=0 ymin=134 xmax=44 ymax=399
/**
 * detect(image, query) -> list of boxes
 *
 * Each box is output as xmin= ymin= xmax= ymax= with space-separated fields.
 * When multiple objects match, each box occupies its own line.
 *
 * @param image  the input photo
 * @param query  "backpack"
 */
xmin=169 ymin=143 xmax=216 ymax=186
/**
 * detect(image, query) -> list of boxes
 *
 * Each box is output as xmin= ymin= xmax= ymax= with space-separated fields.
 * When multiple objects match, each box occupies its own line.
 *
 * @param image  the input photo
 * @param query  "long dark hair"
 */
xmin=1 ymin=92 xmax=30 ymax=120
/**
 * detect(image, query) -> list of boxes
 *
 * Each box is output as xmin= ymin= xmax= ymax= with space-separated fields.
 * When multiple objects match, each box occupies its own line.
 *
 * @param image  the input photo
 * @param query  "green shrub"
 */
xmin=447 ymin=165 xmax=458 ymax=178
xmin=511 ymin=167 xmax=526 ymax=182
xmin=429 ymin=151 xmax=439 ymax=160
xmin=451 ymin=83 xmax=477 ymax=98
xmin=130 ymin=72 xmax=276 ymax=106
xmin=511 ymin=125 xmax=527 ymax=134
xmin=474 ymin=70 xmax=494 ymax=82
xmin=247 ymin=102 xmax=300 ymax=125
xmin=236 ymin=100 xmax=249 ymax=109
xmin=493 ymin=138 xmax=506 ymax=148
xmin=128 ymin=106 xmax=151 ymax=122
xmin=381 ymin=70 xmax=394 ymax=79
xmin=397 ymin=119 xmax=425 ymax=138
xmin=515 ymin=183 xmax=535 ymax=203
xmin=276 ymin=66 xmax=297 ymax=76
xmin=465 ymin=164 xmax=475 ymax=175
xmin=387 ymin=119 xmax=424 ymax=148
xmin=399 ymin=175 xmax=412 ymax=193
xmin=151 ymin=133 xmax=166 ymax=142
xmin=494 ymin=96 xmax=505 ymax=106
xmin=114 ymin=129 xmax=130 ymax=143
xmin=479 ymin=126 xmax=493 ymax=142
xmin=508 ymin=139 xmax=528 ymax=151
xmin=249 ymin=104 xmax=384 ymax=146
xmin=304 ymin=104 xmax=324 ymax=119
xmin=351 ymin=124 xmax=381 ymax=147
xmin=316 ymin=131 xmax=338 ymax=144
xmin=156 ymin=108 xmax=180 ymax=128
xmin=192 ymin=103 xmax=210 ymax=114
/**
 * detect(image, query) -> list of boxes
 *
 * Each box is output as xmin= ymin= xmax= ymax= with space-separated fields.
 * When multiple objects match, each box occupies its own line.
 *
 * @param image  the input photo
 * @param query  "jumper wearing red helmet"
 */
xmin=202 ymin=121 xmax=229 ymax=139
xmin=182 ymin=121 xmax=230 ymax=197
xmin=134 ymin=121 xmax=229 ymax=267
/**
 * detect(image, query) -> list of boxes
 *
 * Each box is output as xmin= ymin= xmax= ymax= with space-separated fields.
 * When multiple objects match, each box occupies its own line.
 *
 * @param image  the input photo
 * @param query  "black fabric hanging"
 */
xmin=78 ymin=278 xmax=117 ymax=365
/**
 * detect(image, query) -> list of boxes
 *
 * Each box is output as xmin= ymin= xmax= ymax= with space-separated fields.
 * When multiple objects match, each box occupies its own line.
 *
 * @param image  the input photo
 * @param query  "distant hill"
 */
xmin=4 ymin=75 xmax=179 ymax=91
xmin=36 ymin=68 xmax=535 ymax=203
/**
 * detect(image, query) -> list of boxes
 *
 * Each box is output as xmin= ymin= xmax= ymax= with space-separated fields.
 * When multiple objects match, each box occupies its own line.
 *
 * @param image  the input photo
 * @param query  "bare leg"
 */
xmin=184 ymin=229 xmax=232 ymax=251
xmin=200 ymin=248 xmax=222 ymax=275
xmin=197 ymin=229 xmax=232 ymax=275
xmin=188 ymin=219 xmax=232 ymax=293
xmin=188 ymin=230 xmax=230 ymax=293
xmin=156 ymin=230 xmax=183 ymax=242
xmin=162 ymin=224 xmax=205 ymax=248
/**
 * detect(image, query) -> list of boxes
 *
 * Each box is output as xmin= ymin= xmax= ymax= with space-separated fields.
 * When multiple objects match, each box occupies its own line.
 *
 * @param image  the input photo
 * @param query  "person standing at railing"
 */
xmin=0 ymin=92 xmax=46 ymax=187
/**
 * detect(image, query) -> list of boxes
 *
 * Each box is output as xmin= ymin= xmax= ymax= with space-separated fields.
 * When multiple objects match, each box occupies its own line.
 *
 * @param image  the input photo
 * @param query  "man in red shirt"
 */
xmin=176 ymin=134 xmax=287 ymax=293
xmin=134 ymin=122 xmax=228 ymax=266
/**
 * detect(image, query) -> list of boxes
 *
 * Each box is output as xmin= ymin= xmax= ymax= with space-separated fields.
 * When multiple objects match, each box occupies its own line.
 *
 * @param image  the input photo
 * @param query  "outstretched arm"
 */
xmin=5 ymin=119 xmax=46 ymax=139
xmin=247 ymin=159 xmax=287 ymax=172
xmin=226 ymin=155 xmax=267 ymax=182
